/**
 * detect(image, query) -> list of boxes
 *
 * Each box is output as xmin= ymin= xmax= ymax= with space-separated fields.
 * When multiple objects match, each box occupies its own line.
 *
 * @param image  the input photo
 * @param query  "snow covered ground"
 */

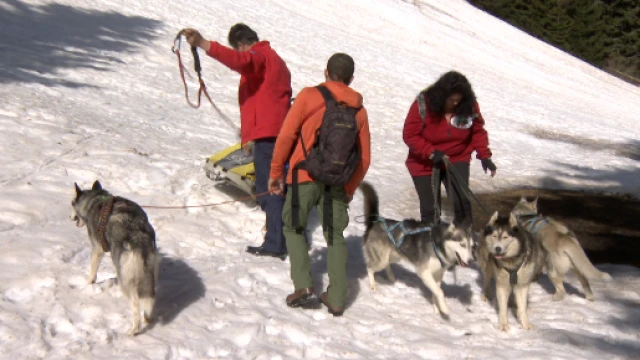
xmin=1 ymin=0 xmax=639 ymax=358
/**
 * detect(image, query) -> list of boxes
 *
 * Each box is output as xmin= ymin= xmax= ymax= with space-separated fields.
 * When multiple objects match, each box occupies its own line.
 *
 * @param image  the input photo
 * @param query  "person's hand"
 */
xmin=346 ymin=193 xmax=354 ymax=204
xmin=430 ymin=150 xmax=448 ymax=166
xmin=481 ymin=158 xmax=497 ymax=177
xmin=182 ymin=28 xmax=208 ymax=49
xmin=268 ymin=178 xmax=284 ymax=195
xmin=242 ymin=141 xmax=253 ymax=155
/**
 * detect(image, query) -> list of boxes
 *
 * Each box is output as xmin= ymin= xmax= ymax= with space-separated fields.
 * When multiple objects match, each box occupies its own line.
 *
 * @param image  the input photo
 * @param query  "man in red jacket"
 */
xmin=185 ymin=24 xmax=291 ymax=259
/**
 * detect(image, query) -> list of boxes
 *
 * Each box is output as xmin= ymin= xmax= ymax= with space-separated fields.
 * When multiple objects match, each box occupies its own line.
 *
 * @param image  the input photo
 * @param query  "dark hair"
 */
xmin=327 ymin=53 xmax=355 ymax=84
xmin=423 ymin=71 xmax=476 ymax=119
xmin=228 ymin=23 xmax=259 ymax=49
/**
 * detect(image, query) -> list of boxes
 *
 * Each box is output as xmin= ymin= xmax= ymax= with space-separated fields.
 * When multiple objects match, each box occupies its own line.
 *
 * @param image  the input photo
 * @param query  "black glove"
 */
xmin=431 ymin=150 xmax=447 ymax=165
xmin=481 ymin=158 xmax=497 ymax=173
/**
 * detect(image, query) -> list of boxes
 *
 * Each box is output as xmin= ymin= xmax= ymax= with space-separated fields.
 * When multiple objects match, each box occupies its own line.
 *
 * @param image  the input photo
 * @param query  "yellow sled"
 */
xmin=203 ymin=143 xmax=256 ymax=195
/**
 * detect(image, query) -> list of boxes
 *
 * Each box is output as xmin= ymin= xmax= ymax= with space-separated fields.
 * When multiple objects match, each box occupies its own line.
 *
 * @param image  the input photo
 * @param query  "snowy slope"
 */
xmin=1 ymin=0 xmax=639 ymax=359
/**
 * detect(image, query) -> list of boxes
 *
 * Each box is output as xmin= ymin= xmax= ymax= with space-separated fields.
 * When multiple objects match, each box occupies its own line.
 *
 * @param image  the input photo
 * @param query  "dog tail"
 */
xmin=121 ymin=248 xmax=159 ymax=309
xmin=564 ymin=238 xmax=612 ymax=281
xmin=359 ymin=181 xmax=379 ymax=232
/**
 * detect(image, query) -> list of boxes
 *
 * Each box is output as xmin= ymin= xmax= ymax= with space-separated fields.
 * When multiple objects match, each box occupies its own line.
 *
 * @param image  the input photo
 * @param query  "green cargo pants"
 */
xmin=283 ymin=182 xmax=349 ymax=308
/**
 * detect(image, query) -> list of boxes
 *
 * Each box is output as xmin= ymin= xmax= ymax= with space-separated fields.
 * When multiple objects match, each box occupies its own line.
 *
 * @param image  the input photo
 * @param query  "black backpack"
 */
xmin=297 ymin=85 xmax=361 ymax=186
xmin=291 ymin=85 xmax=361 ymax=235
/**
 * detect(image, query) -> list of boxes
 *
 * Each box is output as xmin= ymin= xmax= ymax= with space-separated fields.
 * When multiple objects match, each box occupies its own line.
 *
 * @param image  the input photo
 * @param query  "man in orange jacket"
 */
xmin=268 ymin=53 xmax=371 ymax=315
xmin=184 ymin=24 xmax=291 ymax=259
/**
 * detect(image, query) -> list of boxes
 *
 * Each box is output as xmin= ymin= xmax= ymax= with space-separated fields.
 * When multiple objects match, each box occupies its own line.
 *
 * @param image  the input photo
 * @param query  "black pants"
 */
xmin=412 ymin=161 xmax=472 ymax=227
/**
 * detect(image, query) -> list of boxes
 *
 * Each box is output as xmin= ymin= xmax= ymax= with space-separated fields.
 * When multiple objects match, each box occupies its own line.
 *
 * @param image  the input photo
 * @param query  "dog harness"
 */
xmin=377 ymin=218 xmax=448 ymax=268
xmin=516 ymin=213 xmax=550 ymax=235
xmin=493 ymin=248 xmax=530 ymax=285
xmin=95 ymin=196 xmax=114 ymax=252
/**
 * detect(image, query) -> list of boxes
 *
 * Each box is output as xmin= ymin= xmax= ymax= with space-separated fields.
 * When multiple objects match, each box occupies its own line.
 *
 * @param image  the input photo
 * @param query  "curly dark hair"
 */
xmin=422 ymin=71 xmax=476 ymax=120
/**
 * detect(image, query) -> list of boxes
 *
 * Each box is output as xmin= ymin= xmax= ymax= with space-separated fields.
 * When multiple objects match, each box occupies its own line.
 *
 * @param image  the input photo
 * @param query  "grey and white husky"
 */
xmin=359 ymin=182 xmax=475 ymax=317
xmin=477 ymin=211 xmax=545 ymax=331
xmin=71 ymin=180 xmax=159 ymax=335
xmin=512 ymin=197 xmax=612 ymax=301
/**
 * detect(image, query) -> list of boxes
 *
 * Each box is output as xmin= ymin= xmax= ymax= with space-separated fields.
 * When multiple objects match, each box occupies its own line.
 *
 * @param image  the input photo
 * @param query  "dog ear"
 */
xmin=509 ymin=212 xmax=519 ymax=228
xmin=92 ymin=180 xmax=102 ymax=191
xmin=74 ymin=182 xmax=82 ymax=196
xmin=446 ymin=222 xmax=455 ymax=234
xmin=489 ymin=211 xmax=499 ymax=225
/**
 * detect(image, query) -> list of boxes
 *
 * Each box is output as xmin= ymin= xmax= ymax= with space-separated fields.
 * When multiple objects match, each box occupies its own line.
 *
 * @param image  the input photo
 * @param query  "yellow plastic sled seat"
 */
xmin=203 ymin=143 xmax=256 ymax=195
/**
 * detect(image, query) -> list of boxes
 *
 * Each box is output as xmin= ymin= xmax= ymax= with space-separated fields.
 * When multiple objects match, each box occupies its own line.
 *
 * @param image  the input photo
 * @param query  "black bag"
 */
xmin=298 ymin=85 xmax=361 ymax=186
xmin=291 ymin=85 xmax=361 ymax=237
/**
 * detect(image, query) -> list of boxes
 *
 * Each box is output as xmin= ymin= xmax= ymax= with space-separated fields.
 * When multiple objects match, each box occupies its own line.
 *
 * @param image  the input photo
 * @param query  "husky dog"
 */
xmin=71 ymin=180 xmax=159 ymax=335
xmin=512 ymin=197 xmax=612 ymax=301
xmin=477 ymin=211 xmax=545 ymax=331
xmin=359 ymin=182 xmax=475 ymax=317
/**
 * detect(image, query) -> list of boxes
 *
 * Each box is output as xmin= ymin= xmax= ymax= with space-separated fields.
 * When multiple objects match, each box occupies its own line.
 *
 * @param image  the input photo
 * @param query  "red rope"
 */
xmin=174 ymin=48 xmax=235 ymax=127
xmin=141 ymin=191 xmax=277 ymax=210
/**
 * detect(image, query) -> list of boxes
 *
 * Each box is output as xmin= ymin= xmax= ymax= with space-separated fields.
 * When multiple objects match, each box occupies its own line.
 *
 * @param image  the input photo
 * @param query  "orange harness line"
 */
xmin=172 ymin=32 xmax=236 ymax=129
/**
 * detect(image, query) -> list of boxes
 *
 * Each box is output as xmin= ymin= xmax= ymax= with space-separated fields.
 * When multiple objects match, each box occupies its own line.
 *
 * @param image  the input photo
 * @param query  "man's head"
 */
xmin=228 ymin=23 xmax=259 ymax=51
xmin=324 ymin=53 xmax=354 ymax=85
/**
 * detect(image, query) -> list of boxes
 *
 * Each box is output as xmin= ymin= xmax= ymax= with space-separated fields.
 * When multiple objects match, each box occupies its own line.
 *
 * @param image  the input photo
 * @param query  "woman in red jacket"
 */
xmin=402 ymin=71 xmax=496 ymax=227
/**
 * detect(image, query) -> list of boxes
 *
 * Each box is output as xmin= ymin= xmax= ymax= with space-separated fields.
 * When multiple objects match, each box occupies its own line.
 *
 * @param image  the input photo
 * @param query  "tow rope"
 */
xmin=171 ymin=30 xmax=237 ymax=131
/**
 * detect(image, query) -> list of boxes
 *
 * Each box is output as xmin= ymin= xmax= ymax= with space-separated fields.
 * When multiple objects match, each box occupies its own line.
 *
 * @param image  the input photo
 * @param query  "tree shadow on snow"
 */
xmin=150 ymin=254 xmax=206 ymax=326
xmin=0 ymin=0 xmax=162 ymax=87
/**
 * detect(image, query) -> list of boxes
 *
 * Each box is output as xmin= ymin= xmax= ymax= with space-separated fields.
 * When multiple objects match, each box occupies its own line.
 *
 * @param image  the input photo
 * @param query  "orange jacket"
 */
xmin=270 ymin=81 xmax=371 ymax=195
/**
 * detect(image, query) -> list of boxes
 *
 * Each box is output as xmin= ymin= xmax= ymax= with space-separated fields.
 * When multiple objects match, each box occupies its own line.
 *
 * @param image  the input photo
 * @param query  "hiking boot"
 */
xmin=320 ymin=292 xmax=344 ymax=316
xmin=246 ymin=246 xmax=287 ymax=260
xmin=286 ymin=287 xmax=316 ymax=308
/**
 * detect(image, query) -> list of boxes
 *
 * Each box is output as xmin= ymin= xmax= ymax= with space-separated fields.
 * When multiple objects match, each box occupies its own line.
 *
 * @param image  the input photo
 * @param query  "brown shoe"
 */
xmin=286 ymin=287 xmax=316 ymax=308
xmin=320 ymin=292 xmax=344 ymax=316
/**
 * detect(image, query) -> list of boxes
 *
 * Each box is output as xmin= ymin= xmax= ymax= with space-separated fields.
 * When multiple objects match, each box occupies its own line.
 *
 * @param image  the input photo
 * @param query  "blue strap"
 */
xmin=378 ymin=217 xmax=431 ymax=249
xmin=520 ymin=215 xmax=549 ymax=234
xmin=432 ymin=241 xmax=447 ymax=268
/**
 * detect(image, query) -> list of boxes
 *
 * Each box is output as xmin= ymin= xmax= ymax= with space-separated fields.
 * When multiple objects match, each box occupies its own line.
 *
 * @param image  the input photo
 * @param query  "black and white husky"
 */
xmin=71 ymin=180 xmax=159 ymax=335
xmin=359 ymin=181 xmax=475 ymax=317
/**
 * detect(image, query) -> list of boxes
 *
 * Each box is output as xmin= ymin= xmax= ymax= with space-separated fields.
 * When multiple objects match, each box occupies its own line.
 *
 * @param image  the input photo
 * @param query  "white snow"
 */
xmin=1 ymin=0 xmax=639 ymax=359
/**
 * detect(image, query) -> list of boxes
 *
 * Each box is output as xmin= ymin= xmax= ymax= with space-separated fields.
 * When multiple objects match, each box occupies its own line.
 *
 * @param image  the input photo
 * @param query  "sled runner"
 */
xmin=203 ymin=143 xmax=256 ymax=195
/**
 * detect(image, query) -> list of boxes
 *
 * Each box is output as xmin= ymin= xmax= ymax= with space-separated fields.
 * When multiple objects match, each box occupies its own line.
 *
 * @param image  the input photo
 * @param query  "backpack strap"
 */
xmin=316 ymin=85 xmax=335 ymax=104
xmin=416 ymin=92 xmax=427 ymax=131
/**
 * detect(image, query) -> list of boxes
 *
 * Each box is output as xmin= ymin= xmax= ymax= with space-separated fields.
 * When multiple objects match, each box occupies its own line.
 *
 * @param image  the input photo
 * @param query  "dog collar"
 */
xmin=96 ymin=196 xmax=114 ymax=252
xmin=432 ymin=241 xmax=448 ymax=268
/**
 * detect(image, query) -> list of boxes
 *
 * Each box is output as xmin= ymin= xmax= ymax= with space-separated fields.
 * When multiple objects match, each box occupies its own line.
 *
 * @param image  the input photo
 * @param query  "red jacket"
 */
xmin=403 ymin=99 xmax=492 ymax=176
xmin=206 ymin=41 xmax=292 ymax=143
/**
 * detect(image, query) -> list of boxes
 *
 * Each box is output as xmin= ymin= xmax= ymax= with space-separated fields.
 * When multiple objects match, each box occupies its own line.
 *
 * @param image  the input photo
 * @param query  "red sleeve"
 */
xmin=205 ymin=41 xmax=265 ymax=75
xmin=402 ymin=100 xmax=434 ymax=160
xmin=470 ymin=102 xmax=492 ymax=160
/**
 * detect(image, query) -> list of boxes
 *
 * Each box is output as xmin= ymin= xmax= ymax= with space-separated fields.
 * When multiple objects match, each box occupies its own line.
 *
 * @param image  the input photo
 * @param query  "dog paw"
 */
xmin=521 ymin=322 xmax=535 ymax=330
xmin=369 ymin=284 xmax=378 ymax=292
xmin=128 ymin=327 xmax=140 ymax=336
xmin=481 ymin=293 xmax=491 ymax=302
xmin=438 ymin=305 xmax=451 ymax=317
xmin=552 ymin=292 xmax=565 ymax=302
xmin=499 ymin=323 xmax=510 ymax=332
